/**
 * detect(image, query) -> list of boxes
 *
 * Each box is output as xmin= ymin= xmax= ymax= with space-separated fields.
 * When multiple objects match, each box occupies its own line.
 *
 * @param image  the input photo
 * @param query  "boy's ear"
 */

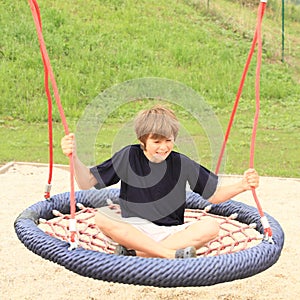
xmin=140 ymin=142 xmax=145 ymax=150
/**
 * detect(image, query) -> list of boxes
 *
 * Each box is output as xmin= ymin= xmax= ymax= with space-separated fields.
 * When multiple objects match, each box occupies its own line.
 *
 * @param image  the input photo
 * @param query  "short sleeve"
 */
xmin=89 ymin=147 xmax=130 ymax=189
xmin=186 ymin=158 xmax=218 ymax=199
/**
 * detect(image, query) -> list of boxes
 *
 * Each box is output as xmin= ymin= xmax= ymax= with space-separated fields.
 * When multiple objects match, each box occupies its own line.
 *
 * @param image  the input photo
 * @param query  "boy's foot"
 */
xmin=114 ymin=244 xmax=136 ymax=256
xmin=175 ymin=246 xmax=197 ymax=259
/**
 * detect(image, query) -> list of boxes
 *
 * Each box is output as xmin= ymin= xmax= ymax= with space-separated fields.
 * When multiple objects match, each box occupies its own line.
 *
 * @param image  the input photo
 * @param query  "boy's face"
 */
xmin=143 ymin=134 xmax=174 ymax=163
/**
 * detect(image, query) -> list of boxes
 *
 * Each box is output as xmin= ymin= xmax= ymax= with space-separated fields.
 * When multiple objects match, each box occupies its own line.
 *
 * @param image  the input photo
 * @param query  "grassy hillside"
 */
xmin=0 ymin=0 xmax=299 ymax=177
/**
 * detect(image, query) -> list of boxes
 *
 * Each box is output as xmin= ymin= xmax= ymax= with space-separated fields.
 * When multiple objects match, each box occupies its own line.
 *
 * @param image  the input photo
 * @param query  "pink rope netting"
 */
xmin=39 ymin=204 xmax=263 ymax=257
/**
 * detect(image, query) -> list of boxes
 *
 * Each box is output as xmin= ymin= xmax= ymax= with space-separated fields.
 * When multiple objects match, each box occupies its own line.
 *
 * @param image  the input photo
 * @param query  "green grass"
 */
xmin=0 ymin=0 xmax=299 ymax=177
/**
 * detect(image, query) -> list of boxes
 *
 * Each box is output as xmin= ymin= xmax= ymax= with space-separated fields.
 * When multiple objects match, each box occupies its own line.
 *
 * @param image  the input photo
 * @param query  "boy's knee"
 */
xmin=199 ymin=218 xmax=220 ymax=240
xmin=95 ymin=212 xmax=114 ymax=233
xmin=95 ymin=210 xmax=124 ymax=236
xmin=207 ymin=218 xmax=220 ymax=240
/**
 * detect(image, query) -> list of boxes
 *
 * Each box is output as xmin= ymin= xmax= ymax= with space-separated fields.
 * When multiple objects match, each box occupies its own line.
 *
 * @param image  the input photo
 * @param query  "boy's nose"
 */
xmin=159 ymin=142 xmax=168 ymax=150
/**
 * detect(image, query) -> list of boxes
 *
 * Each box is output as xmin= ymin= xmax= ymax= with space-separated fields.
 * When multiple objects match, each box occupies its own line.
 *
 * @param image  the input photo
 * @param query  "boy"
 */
xmin=61 ymin=105 xmax=259 ymax=258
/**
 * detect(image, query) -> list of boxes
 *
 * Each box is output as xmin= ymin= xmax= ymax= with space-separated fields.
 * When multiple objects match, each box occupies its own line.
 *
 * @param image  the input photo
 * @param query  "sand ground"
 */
xmin=0 ymin=162 xmax=299 ymax=300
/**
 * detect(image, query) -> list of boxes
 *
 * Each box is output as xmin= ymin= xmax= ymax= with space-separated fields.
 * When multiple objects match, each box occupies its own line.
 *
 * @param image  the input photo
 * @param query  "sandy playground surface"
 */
xmin=0 ymin=162 xmax=299 ymax=300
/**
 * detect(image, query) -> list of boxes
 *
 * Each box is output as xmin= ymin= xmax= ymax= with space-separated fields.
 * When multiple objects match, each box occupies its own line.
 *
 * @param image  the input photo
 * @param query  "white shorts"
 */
xmin=97 ymin=206 xmax=194 ymax=242
xmin=123 ymin=217 xmax=194 ymax=242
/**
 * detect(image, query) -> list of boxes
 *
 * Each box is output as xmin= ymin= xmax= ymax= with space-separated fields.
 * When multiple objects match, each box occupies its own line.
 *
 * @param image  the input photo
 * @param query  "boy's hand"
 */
xmin=242 ymin=168 xmax=259 ymax=191
xmin=61 ymin=133 xmax=76 ymax=157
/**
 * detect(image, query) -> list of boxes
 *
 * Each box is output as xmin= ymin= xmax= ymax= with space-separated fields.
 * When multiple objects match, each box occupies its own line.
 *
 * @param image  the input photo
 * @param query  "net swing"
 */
xmin=15 ymin=0 xmax=284 ymax=287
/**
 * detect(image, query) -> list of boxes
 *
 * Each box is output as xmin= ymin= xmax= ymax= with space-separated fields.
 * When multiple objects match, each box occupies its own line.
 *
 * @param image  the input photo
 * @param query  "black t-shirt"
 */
xmin=90 ymin=144 xmax=218 ymax=226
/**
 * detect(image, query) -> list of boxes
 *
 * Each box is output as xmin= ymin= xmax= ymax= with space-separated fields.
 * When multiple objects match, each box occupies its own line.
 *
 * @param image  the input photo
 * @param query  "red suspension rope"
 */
xmin=215 ymin=1 xmax=272 ymax=240
xmin=28 ymin=0 xmax=77 ymax=246
xmin=251 ymin=1 xmax=273 ymax=239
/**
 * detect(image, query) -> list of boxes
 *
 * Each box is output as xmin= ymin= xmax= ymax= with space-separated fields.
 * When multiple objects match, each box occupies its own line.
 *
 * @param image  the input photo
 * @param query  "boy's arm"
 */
xmin=61 ymin=133 xmax=98 ymax=190
xmin=209 ymin=169 xmax=259 ymax=204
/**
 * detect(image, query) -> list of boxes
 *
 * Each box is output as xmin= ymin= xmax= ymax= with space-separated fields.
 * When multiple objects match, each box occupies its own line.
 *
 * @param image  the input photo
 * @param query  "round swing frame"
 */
xmin=14 ymin=188 xmax=284 ymax=287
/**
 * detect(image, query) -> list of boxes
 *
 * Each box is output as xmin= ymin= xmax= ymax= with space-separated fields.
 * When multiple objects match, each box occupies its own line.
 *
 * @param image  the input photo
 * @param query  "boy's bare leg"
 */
xmin=160 ymin=219 xmax=220 ymax=250
xmin=95 ymin=210 xmax=218 ymax=258
xmin=95 ymin=211 xmax=176 ymax=258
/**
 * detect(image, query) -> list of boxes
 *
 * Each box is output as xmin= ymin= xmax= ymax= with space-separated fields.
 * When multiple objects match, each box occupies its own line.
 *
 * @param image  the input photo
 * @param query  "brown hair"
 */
xmin=134 ymin=105 xmax=179 ymax=148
